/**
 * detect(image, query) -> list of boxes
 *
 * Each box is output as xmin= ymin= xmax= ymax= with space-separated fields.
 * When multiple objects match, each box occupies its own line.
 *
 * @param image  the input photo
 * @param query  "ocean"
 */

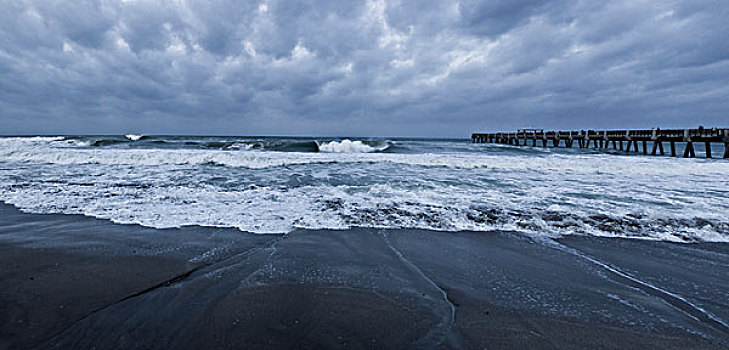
xmin=1 ymin=135 xmax=727 ymax=242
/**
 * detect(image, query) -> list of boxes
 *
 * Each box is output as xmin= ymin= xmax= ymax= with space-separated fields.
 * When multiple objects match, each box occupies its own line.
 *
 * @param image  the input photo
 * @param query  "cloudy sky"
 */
xmin=1 ymin=0 xmax=727 ymax=137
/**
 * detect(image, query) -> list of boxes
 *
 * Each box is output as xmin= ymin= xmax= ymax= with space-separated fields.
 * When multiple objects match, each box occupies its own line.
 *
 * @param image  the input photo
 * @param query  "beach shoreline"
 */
xmin=1 ymin=203 xmax=727 ymax=349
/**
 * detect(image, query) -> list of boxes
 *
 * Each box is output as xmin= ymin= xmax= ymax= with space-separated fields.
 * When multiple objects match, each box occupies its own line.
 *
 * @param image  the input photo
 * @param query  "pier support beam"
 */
xmin=642 ymin=140 xmax=647 ymax=155
xmin=651 ymin=140 xmax=665 ymax=156
xmin=725 ymin=142 xmax=729 ymax=158
xmin=683 ymin=142 xmax=696 ymax=158
xmin=705 ymin=141 xmax=712 ymax=158
xmin=670 ymin=142 xmax=676 ymax=157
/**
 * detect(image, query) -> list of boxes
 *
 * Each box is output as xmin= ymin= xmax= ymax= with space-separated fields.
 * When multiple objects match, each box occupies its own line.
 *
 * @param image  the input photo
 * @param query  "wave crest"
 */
xmin=318 ymin=139 xmax=390 ymax=153
xmin=125 ymin=134 xmax=144 ymax=141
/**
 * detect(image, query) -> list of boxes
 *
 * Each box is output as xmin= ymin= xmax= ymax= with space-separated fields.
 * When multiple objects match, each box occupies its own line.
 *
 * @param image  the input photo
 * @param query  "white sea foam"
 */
xmin=63 ymin=139 xmax=91 ymax=147
xmin=318 ymin=139 xmax=388 ymax=153
xmin=125 ymin=134 xmax=143 ymax=141
xmin=1 ymin=140 xmax=726 ymax=176
xmin=0 ymin=136 xmax=727 ymax=242
xmin=0 ymin=136 xmax=64 ymax=145
xmin=227 ymin=142 xmax=255 ymax=150
xmin=0 ymin=144 xmax=488 ymax=169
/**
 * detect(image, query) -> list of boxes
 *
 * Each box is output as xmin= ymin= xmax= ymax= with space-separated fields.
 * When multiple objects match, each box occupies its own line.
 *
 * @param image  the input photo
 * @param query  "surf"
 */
xmin=317 ymin=139 xmax=391 ymax=153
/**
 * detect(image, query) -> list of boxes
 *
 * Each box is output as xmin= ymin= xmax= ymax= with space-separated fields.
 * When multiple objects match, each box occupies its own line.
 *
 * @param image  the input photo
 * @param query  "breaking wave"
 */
xmin=0 ymin=144 xmax=490 ymax=169
xmin=57 ymin=136 xmax=397 ymax=153
xmin=125 ymin=134 xmax=145 ymax=141
xmin=318 ymin=139 xmax=392 ymax=153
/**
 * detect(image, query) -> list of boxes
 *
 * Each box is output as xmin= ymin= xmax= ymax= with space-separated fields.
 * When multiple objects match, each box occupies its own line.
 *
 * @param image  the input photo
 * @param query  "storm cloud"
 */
xmin=1 ymin=0 xmax=727 ymax=136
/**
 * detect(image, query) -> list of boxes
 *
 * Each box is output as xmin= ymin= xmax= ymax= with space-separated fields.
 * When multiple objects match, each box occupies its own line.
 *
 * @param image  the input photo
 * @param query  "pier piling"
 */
xmin=683 ymin=142 xmax=695 ymax=158
xmin=706 ymin=141 xmax=712 ymax=158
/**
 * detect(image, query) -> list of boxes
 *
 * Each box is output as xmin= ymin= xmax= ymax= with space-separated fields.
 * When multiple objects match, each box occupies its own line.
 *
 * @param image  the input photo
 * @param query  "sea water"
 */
xmin=0 ymin=135 xmax=727 ymax=242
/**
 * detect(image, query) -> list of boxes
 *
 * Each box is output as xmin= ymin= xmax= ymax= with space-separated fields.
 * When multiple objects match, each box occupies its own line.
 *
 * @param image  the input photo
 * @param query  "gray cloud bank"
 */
xmin=1 ymin=0 xmax=727 ymax=136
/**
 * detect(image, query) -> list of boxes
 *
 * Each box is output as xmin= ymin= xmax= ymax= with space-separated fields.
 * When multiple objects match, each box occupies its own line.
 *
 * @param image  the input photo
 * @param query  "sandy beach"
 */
xmin=1 ymin=203 xmax=727 ymax=349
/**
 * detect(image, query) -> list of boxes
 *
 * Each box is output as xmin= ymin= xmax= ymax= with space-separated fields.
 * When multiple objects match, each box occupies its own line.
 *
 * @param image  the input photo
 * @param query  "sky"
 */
xmin=1 ymin=0 xmax=728 ymax=137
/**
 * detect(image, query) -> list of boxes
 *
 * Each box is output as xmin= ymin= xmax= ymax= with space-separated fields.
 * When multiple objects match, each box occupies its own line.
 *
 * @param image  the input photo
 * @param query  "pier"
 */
xmin=472 ymin=127 xmax=729 ymax=158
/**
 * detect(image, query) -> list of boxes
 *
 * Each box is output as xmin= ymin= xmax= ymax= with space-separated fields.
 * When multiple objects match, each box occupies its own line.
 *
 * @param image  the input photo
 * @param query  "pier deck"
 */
xmin=472 ymin=127 xmax=729 ymax=158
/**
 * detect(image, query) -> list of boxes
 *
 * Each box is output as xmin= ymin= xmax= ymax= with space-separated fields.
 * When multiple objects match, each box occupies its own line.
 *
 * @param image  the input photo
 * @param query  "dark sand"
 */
xmin=0 ymin=203 xmax=727 ymax=349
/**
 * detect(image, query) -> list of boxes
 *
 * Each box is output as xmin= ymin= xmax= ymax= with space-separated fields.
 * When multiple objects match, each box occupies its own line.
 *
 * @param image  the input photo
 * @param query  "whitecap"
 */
xmin=318 ymin=139 xmax=388 ymax=153
xmin=125 ymin=134 xmax=143 ymax=141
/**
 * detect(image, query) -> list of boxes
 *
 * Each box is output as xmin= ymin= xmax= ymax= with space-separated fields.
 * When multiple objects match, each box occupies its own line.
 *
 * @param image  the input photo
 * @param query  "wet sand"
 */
xmin=0 ymin=203 xmax=727 ymax=349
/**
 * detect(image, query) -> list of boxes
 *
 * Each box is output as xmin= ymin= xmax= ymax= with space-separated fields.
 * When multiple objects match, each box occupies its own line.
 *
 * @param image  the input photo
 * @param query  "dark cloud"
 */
xmin=459 ymin=0 xmax=559 ymax=37
xmin=0 ymin=0 xmax=727 ymax=137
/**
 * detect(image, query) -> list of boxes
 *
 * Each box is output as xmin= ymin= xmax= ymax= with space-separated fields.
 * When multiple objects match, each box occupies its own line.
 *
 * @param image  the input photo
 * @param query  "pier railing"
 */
xmin=471 ymin=127 xmax=729 ymax=158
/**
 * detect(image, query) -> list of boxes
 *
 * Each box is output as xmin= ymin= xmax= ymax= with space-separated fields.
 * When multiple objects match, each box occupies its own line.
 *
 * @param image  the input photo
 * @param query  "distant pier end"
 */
xmin=471 ymin=127 xmax=729 ymax=159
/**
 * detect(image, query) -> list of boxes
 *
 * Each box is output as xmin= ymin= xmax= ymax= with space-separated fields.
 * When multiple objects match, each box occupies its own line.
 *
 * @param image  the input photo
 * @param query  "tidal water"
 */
xmin=0 ymin=135 xmax=727 ymax=242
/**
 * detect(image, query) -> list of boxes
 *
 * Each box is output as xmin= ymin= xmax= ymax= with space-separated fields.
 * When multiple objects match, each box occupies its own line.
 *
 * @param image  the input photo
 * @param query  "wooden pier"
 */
xmin=472 ymin=127 xmax=729 ymax=158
